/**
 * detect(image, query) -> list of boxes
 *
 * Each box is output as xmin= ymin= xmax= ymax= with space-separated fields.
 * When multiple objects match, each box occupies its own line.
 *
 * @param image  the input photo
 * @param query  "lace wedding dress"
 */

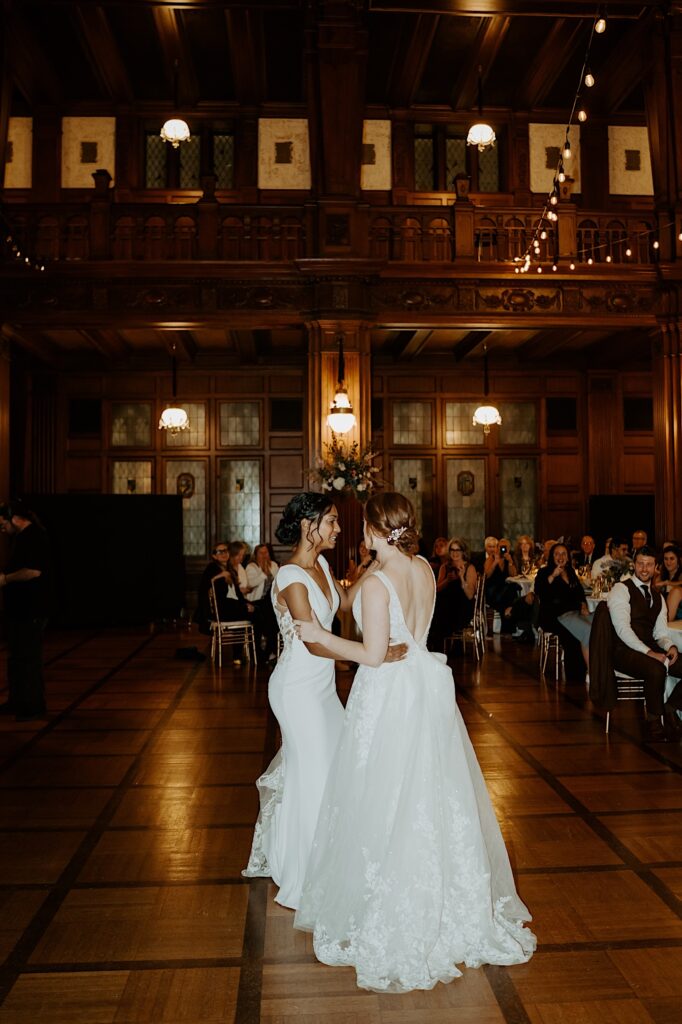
xmin=243 ymin=555 xmax=344 ymax=909
xmin=294 ymin=559 xmax=536 ymax=992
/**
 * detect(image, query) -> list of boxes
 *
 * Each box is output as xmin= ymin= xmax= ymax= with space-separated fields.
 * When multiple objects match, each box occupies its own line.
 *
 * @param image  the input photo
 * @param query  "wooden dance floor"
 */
xmin=0 ymin=630 xmax=681 ymax=1023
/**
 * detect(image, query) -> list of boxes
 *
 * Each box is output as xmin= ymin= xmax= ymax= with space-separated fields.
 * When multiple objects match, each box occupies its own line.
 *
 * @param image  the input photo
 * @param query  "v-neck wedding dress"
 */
xmin=294 ymin=558 xmax=536 ymax=992
xmin=243 ymin=554 xmax=344 ymax=909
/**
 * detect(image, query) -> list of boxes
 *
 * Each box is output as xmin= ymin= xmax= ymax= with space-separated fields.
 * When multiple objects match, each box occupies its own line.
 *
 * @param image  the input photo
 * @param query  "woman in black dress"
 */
xmin=427 ymin=537 xmax=478 ymax=652
xmin=534 ymin=542 xmax=586 ymax=679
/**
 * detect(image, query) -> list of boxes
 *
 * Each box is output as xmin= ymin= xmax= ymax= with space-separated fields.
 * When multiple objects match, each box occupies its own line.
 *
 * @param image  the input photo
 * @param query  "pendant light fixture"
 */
xmin=467 ymin=66 xmax=496 ymax=153
xmin=159 ymin=344 xmax=190 ymax=435
xmin=160 ymin=59 xmax=190 ymax=148
xmin=326 ymin=335 xmax=356 ymax=435
xmin=472 ymin=342 xmax=501 ymax=434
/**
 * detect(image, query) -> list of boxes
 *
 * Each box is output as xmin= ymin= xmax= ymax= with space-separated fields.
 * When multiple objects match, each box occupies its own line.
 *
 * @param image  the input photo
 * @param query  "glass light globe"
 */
xmin=159 ymin=406 xmax=190 ymax=434
xmin=327 ymin=386 xmax=356 ymax=435
xmin=160 ymin=118 xmax=191 ymax=148
xmin=472 ymin=404 xmax=502 ymax=435
xmin=466 ymin=123 xmax=496 ymax=152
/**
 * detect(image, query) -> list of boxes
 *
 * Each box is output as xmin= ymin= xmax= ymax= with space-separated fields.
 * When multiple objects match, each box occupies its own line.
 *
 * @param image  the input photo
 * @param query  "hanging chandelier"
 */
xmin=160 ymin=60 xmax=190 ymax=148
xmin=159 ymin=344 xmax=190 ymax=435
xmin=327 ymin=335 xmax=356 ymax=435
xmin=472 ymin=343 xmax=501 ymax=434
xmin=467 ymin=66 xmax=496 ymax=153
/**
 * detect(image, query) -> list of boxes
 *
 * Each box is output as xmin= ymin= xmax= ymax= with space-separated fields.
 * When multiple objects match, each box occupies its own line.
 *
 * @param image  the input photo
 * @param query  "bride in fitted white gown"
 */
xmin=243 ymin=493 xmax=402 ymax=910
xmin=294 ymin=492 xmax=536 ymax=993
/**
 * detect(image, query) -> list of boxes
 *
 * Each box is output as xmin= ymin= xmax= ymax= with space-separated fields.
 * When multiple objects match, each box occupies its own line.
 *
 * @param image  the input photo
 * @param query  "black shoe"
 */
xmin=0 ymin=702 xmax=17 ymax=716
xmin=644 ymin=718 xmax=667 ymax=743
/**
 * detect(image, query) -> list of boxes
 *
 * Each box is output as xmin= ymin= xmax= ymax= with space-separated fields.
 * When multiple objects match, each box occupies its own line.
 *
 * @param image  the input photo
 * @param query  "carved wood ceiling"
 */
xmin=11 ymin=0 xmax=650 ymax=114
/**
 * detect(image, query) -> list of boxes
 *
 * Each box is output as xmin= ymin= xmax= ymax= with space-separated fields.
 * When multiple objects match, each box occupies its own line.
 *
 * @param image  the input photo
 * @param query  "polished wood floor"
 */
xmin=0 ymin=629 xmax=681 ymax=1023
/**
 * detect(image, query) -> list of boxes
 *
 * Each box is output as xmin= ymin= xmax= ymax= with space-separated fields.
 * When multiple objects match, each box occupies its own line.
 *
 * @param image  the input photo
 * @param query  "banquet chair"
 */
xmin=605 ymin=673 xmax=646 ymax=733
xmin=443 ymin=574 xmax=487 ymax=661
xmin=538 ymin=628 xmax=564 ymax=680
xmin=209 ymin=581 xmax=257 ymax=668
xmin=588 ymin=602 xmax=646 ymax=732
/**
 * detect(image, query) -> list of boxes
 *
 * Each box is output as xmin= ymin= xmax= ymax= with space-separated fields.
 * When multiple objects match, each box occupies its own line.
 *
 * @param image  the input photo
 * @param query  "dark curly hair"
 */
xmin=275 ymin=492 xmax=336 ymax=547
xmin=364 ymin=492 xmax=419 ymax=556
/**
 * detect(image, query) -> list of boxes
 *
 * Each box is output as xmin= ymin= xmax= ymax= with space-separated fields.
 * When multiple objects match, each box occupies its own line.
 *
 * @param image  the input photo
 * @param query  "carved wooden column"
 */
xmin=305 ymin=319 xmax=372 ymax=471
xmin=0 ymin=336 xmax=9 ymax=502
xmin=653 ymin=316 xmax=682 ymax=541
xmin=643 ymin=8 xmax=682 ymax=260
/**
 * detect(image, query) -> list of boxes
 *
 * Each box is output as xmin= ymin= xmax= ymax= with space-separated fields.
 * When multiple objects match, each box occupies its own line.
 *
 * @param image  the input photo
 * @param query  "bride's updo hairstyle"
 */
xmin=275 ymin=492 xmax=335 ymax=546
xmin=364 ymin=492 xmax=419 ymax=556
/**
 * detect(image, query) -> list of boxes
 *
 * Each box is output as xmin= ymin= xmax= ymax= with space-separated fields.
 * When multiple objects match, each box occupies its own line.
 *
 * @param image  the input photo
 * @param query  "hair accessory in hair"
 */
xmin=388 ymin=526 xmax=407 ymax=544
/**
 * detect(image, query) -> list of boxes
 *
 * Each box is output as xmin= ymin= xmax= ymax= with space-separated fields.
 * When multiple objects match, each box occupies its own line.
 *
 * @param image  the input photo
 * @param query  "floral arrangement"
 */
xmin=602 ymin=559 xmax=634 ymax=586
xmin=311 ymin=435 xmax=381 ymax=500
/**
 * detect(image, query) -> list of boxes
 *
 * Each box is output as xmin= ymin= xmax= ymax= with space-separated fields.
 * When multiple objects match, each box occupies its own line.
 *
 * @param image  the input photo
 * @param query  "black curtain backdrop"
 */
xmin=27 ymin=494 xmax=185 ymax=627
xmin=588 ymin=494 xmax=656 ymax=552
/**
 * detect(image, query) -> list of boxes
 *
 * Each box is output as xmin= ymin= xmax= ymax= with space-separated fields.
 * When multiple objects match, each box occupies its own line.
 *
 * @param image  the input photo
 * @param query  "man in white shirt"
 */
xmin=607 ymin=545 xmax=682 ymax=742
xmin=592 ymin=537 xmax=631 ymax=580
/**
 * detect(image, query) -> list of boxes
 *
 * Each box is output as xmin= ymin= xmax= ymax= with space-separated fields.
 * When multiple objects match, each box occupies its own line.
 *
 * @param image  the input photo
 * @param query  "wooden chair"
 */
xmin=538 ymin=628 xmax=564 ymax=680
xmin=209 ymin=581 xmax=257 ymax=668
xmin=444 ymin=574 xmax=487 ymax=661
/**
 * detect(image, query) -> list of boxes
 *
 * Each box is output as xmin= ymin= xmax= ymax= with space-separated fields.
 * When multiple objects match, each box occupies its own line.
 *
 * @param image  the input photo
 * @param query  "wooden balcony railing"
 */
xmin=4 ymin=200 xmax=656 ymax=266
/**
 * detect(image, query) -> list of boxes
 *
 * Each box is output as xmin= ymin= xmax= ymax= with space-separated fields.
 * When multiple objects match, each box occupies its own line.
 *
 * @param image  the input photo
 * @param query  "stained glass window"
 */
xmin=145 ymin=133 xmax=167 ymax=188
xmin=179 ymin=136 xmax=201 ymax=189
xmin=111 ymin=403 xmax=152 ymax=447
xmin=164 ymin=403 xmax=207 ymax=447
xmin=444 ymin=402 xmax=485 ymax=446
xmin=392 ymin=459 xmax=433 ymax=534
xmin=219 ymin=402 xmax=260 ymax=447
xmin=500 ymin=458 xmax=536 ymax=541
xmin=219 ymin=459 xmax=261 ymax=551
xmin=499 ymin=403 xmax=537 ymax=445
xmin=214 ymin=134 xmax=234 ymax=189
xmin=446 ymin=459 xmax=486 ymax=552
xmin=112 ymin=461 xmax=153 ymax=495
xmin=392 ymin=402 xmax=432 ymax=446
xmin=165 ymin=460 xmax=207 ymax=557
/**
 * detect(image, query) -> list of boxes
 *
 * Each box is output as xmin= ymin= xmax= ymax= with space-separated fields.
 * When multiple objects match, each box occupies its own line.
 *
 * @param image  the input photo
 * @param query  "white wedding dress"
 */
xmin=294 ymin=559 xmax=536 ymax=992
xmin=243 ymin=555 xmax=344 ymax=909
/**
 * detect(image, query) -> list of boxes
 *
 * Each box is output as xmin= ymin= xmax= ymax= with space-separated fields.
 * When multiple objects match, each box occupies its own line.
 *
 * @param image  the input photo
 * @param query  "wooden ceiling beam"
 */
xmin=516 ymin=18 xmax=584 ymax=110
xmin=79 ymin=329 xmax=130 ymax=360
xmin=592 ymin=20 xmax=647 ymax=114
xmin=452 ymin=17 xmax=511 ymax=110
xmin=515 ymin=327 xmax=585 ymax=359
xmin=6 ymin=9 xmax=63 ymax=106
xmin=71 ymin=5 xmax=134 ymax=104
xmin=392 ymin=329 xmax=433 ymax=360
xmin=225 ymin=8 xmax=265 ymax=106
xmin=369 ymin=2 xmax=653 ymax=18
xmin=152 ymin=5 xmax=200 ymax=107
xmin=229 ymin=329 xmax=257 ymax=363
xmin=452 ymin=330 xmax=491 ymax=361
xmin=1 ymin=324 xmax=59 ymax=367
xmin=162 ymin=329 xmax=197 ymax=362
xmin=387 ymin=14 xmax=440 ymax=109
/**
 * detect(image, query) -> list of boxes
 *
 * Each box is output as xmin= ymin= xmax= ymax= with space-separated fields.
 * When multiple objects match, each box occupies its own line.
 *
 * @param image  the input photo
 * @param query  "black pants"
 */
xmin=612 ymin=643 xmax=682 ymax=717
xmin=5 ymin=616 xmax=47 ymax=716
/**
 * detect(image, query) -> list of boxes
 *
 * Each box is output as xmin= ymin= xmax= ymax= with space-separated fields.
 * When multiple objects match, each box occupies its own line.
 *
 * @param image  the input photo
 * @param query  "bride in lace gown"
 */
xmin=293 ymin=492 xmax=536 ymax=993
xmin=243 ymin=493 xmax=406 ymax=910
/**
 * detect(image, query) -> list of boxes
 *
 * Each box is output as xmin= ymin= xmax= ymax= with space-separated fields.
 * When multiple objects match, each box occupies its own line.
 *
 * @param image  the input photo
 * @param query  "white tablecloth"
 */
xmin=507 ymin=575 xmax=535 ymax=596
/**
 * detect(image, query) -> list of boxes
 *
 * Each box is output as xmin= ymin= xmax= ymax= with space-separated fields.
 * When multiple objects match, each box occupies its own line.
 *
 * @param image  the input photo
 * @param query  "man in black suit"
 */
xmin=607 ymin=545 xmax=682 ymax=742
xmin=573 ymin=534 xmax=596 ymax=569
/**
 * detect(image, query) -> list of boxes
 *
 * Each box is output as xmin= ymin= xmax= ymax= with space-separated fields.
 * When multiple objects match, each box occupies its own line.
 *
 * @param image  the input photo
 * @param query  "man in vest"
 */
xmin=608 ymin=545 xmax=682 ymax=742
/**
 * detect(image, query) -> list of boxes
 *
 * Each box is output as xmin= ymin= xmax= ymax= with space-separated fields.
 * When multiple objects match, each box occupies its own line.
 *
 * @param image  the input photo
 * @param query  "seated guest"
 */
xmin=534 ymin=543 xmax=586 ymax=679
xmin=592 ymin=537 xmax=631 ymax=580
xmin=484 ymin=537 xmax=519 ymax=626
xmin=346 ymin=539 xmax=375 ymax=583
xmin=607 ymin=545 xmax=682 ymax=741
xmin=573 ymin=535 xmax=596 ymax=570
xmin=428 ymin=538 xmax=477 ymax=651
xmin=245 ymin=543 xmax=279 ymax=660
xmin=428 ymin=537 xmax=449 ymax=578
xmin=654 ymin=544 xmax=682 ymax=597
xmin=194 ymin=541 xmax=256 ymax=637
xmin=537 ymin=538 xmax=558 ymax=569
xmin=514 ymin=535 xmax=536 ymax=575
xmin=632 ymin=529 xmax=648 ymax=555
xmin=228 ymin=541 xmax=251 ymax=596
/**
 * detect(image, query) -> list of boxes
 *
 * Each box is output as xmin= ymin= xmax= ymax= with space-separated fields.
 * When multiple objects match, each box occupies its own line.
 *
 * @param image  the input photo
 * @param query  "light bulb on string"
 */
xmin=653 ymin=240 xmax=660 ymax=250
xmin=537 ymin=266 xmax=542 ymax=274
xmin=550 ymin=194 xmax=558 ymax=206
xmin=558 ymin=170 xmax=566 ymax=183
xmin=578 ymin=109 xmax=588 ymax=123
xmin=595 ymin=14 xmax=607 ymax=34
xmin=563 ymin=139 xmax=571 ymax=160
xmin=587 ymin=257 xmax=593 ymax=265
xmin=540 ymin=230 xmax=547 ymax=240
xmin=605 ymin=254 xmax=612 ymax=263
xmin=570 ymin=261 xmax=576 ymax=270
xmin=552 ymin=262 xmax=558 ymax=272
xmin=584 ymin=70 xmax=595 ymax=88
xmin=625 ymin=247 xmax=632 ymax=257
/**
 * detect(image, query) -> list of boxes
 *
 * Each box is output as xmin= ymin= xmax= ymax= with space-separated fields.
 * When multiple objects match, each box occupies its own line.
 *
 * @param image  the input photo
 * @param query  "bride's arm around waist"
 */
xmin=294 ymin=575 xmax=392 ymax=668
